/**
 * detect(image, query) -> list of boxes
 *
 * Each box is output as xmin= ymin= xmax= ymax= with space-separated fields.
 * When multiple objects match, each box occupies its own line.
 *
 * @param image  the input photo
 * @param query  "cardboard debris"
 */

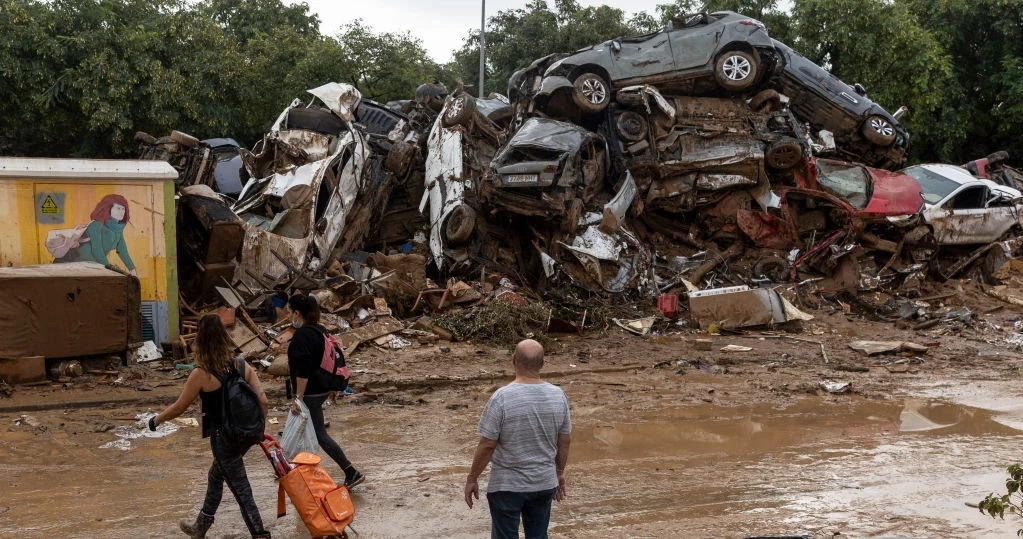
xmin=720 ymin=344 xmax=752 ymax=352
xmin=848 ymin=341 xmax=929 ymax=356
xmin=613 ymin=317 xmax=655 ymax=336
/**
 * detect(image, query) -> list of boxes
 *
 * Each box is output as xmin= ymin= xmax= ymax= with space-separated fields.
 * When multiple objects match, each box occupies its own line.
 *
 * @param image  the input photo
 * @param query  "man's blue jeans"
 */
xmin=487 ymin=488 xmax=557 ymax=539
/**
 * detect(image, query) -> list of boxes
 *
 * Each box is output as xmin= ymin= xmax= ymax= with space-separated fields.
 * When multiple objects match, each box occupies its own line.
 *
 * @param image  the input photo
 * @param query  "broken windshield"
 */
xmin=902 ymin=165 xmax=961 ymax=204
xmin=817 ymin=160 xmax=870 ymax=209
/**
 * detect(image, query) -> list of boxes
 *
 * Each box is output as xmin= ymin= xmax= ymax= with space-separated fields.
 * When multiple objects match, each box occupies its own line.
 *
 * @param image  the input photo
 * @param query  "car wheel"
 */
xmin=572 ymin=72 xmax=611 ymax=114
xmin=444 ymin=205 xmax=476 ymax=246
xmin=766 ymin=137 xmax=804 ymax=170
xmin=749 ymin=89 xmax=781 ymax=112
xmin=442 ymin=94 xmax=477 ymax=127
xmin=170 ymin=130 xmax=199 ymax=148
xmin=286 ymin=108 xmax=345 ymax=135
xmin=861 ymin=114 xmax=897 ymax=146
xmin=616 ymin=111 xmax=648 ymax=142
xmin=714 ymin=50 xmax=758 ymax=92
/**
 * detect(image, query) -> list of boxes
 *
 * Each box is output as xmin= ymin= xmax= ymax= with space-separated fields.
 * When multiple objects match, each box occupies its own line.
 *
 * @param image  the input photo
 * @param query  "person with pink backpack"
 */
xmin=286 ymin=294 xmax=365 ymax=489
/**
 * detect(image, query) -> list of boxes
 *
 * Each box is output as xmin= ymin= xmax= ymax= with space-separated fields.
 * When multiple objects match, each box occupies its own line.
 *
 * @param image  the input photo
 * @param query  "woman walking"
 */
xmin=287 ymin=293 xmax=365 ymax=489
xmin=149 ymin=314 xmax=271 ymax=538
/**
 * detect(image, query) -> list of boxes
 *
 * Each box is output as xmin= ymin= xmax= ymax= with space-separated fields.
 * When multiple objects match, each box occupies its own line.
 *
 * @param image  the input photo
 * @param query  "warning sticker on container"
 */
xmin=40 ymin=196 xmax=59 ymax=214
xmin=35 ymin=192 xmax=65 ymax=224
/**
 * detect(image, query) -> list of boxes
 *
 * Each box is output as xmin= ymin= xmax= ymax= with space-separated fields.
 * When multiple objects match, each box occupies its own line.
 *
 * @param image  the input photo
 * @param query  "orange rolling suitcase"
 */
xmin=259 ymin=435 xmax=355 ymax=538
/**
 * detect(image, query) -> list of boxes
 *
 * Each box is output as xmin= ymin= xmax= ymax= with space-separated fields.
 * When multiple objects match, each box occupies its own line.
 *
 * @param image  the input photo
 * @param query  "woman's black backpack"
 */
xmin=213 ymin=357 xmax=266 ymax=449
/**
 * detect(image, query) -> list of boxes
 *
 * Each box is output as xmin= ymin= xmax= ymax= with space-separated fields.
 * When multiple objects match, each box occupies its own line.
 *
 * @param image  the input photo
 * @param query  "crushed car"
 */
xmin=534 ymin=11 xmax=779 ymax=116
xmin=483 ymin=117 xmax=610 ymax=234
xmin=231 ymin=82 xmax=379 ymax=286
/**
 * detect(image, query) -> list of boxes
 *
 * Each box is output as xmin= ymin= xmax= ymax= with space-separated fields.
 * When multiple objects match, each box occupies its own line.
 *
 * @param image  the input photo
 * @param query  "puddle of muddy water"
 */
xmin=3 ymin=391 xmax=1023 ymax=539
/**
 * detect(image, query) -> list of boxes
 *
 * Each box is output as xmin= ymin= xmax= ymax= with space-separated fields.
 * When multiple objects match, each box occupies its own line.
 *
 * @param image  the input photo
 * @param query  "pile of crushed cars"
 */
xmin=139 ymin=10 xmax=1023 ymax=348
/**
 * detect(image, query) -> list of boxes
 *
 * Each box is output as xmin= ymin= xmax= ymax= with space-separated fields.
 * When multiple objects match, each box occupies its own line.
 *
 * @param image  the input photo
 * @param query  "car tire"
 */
xmin=714 ymin=50 xmax=758 ymax=92
xmin=170 ymin=130 xmax=199 ymax=148
xmin=442 ymin=94 xmax=476 ymax=127
xmin=572 ymin=72 xmax=611 ymax=115
xmin=286 ymin=107 xmax=345 ymax=136
xmin=766 ymin=137 xmax=804 ymax=170
xmin=861 ymin=114 xmax=896 ymax=146
xmin=134 ymin=131 xmax=157 ymax=145
xmin=616 ymin=111 xmax=648 ymax=142
xmin=444 ymin=205 xmax=476 ymax=246
xmin=749 ymin=89 xmax=781 ymax=112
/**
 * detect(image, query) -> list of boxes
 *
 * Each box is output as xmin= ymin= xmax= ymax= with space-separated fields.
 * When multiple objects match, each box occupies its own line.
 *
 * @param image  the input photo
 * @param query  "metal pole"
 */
xmin=479 ymin=0 xmax=486 ymax=98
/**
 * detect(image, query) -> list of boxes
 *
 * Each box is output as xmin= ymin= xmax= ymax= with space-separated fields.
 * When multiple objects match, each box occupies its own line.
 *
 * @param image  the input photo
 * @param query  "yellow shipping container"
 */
xmin=0 ymin=157 xmax=179 ymax=343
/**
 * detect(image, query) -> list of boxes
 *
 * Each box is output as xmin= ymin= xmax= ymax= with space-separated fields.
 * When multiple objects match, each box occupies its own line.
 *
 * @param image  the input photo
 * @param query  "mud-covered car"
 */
xmin=769 ymin=39 xmax=909 ymax=169
xmin=793 ymin=157 xmax=923 ymax=220
xmin=737 ymin=159 xmax=923 ymax=272
xmin=232 ymin=83 xmax=375 ymax=285
xmin=608 ymin=87 xmax=807 ymax=213
xmin=484 ymin=118 xmax=609 ymax=234
xmin=536 ymin=11 xmax=778 ymax=115
xmin=902 ymin=163 xmax=1023 ymax=245
xmin=423 ymin=88 xmax=511 ymax=271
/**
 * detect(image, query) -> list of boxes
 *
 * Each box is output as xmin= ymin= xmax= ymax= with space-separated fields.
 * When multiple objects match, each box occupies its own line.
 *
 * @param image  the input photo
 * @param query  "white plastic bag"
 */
xmin=280 ymin=399 xmax=318 ymax=459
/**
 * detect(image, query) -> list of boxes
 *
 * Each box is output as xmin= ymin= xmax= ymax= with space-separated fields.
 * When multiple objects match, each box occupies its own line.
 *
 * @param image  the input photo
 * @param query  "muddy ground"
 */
xmin=5 ymin=282 xmax=1023 ymax=538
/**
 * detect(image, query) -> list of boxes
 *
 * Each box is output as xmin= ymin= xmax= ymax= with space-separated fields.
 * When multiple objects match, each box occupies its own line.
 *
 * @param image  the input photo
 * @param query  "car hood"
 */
xmin=863 ymin=169 xmax=923 ymax=217
xmin=505 ymin=117 xmax=595 ymax=154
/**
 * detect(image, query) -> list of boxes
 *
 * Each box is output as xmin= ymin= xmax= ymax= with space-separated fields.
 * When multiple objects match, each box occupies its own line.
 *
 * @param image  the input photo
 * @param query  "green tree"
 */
xmin=906 ymin=0 xmax=1023 ymax=163
xmin=196 ymin=0 xmax=320 ymax=43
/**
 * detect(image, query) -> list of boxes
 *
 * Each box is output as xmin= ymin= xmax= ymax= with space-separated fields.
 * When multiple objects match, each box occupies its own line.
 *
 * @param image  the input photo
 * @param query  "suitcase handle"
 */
xmin=258 ymin=433 xmax=280 ymax=459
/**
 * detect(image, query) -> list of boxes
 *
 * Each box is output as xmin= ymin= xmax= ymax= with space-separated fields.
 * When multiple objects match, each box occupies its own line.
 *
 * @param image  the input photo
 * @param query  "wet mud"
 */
xmin=4 ymin=320 xmax=1023 ymax=538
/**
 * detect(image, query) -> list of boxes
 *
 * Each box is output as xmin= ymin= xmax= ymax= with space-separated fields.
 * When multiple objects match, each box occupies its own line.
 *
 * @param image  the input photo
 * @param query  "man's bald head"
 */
xmin=513 ymin=339 xmax=544 ymax=372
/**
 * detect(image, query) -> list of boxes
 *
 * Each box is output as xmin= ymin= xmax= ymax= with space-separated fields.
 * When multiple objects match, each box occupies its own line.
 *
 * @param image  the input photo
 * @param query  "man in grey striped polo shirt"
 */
xmin=464 ymin=339 xmax=572 ymax=539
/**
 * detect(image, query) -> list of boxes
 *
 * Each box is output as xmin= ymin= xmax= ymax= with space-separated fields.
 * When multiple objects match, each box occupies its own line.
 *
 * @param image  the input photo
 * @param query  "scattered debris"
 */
xmin=848 ymin=341 xmax=930 ymax=356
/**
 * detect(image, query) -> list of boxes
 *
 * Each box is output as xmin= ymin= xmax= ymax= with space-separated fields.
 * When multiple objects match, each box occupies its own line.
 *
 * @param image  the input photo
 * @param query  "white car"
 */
xmin=901 ymin=163 xmax=1023 ymax=245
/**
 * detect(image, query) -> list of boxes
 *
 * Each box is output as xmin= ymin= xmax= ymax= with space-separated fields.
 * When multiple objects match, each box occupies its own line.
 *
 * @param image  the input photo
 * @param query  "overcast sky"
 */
xmin=293 ymin=1 xmax=668 ymax=63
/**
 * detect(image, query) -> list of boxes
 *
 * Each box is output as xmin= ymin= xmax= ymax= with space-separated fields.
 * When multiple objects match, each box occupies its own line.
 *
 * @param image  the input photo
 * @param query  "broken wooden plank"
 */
xmin=339 ymin=318 xmax=405 ymax=357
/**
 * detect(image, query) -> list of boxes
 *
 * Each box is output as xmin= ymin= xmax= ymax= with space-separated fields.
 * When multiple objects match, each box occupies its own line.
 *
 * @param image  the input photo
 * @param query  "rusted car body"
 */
xmin=232 ymin=83 xmax=371 ymax=287
xmin=902 ymin=163 xmax=1023 ymax=245
xmin=769 ymin=39 xmax=909 ymax=170
xmin=609 ymin=88 xmax=806 ymax=213
xmin=536 ymin=11 xmax=779 ymax=116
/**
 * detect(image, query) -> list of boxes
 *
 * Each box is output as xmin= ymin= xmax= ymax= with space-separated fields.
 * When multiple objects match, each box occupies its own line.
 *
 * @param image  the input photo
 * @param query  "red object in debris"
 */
xmin=495 ymin=290 xmax=524 ymax=306
xmin=657 ymin=294 xmax=679 ymax=318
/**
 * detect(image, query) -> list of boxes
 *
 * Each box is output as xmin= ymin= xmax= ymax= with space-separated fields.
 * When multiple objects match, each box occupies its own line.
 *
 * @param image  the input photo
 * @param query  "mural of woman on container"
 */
xmin=51 ymin=194 xmax=137 ymax=276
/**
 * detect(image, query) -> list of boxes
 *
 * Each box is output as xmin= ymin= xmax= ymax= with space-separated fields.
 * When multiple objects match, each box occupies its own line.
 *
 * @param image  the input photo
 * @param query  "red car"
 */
xmin=738 ymin=157 xmax=923 ymax=251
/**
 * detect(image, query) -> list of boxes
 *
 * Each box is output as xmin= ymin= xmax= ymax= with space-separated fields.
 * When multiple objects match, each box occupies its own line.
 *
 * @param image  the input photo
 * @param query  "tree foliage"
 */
xmin=0 ymin=0 xmax=1020 ymax=165
xmin=0 ymin=0 xmax=443 ymax=156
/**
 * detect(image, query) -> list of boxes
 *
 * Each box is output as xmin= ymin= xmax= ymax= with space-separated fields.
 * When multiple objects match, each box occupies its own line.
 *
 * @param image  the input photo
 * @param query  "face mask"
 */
xmin=292 ymin=320 xmax=302 ymax=329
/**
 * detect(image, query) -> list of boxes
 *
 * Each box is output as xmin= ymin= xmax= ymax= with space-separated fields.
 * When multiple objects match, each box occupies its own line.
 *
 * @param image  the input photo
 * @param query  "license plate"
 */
xmin=504 ymin=174 xmax=538 ymax=185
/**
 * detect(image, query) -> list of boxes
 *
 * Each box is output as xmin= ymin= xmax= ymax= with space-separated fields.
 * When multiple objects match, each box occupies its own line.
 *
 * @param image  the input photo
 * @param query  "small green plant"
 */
xmin=979 ymin=463 xmax=1023 ymax=536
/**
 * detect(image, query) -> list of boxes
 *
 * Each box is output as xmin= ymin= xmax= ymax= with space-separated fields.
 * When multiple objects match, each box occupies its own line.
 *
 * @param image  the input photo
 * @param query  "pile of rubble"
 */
xmin=136 ymin=10 xmax=1023 ymax=361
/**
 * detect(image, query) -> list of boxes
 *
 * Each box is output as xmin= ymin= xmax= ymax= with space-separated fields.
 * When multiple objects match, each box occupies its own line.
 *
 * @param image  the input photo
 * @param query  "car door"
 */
xmin=928 ymin=185 xmax=1007 ymax=244
xmin=610 ymin=31 xmax=676 ymax=81
xmin=668 ymin=15 xmax=719 ymax=70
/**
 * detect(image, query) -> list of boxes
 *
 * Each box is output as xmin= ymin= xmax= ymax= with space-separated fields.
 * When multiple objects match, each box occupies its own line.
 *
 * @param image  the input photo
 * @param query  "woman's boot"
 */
xmin=179 ymin=512 xmax=214 ymax=538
